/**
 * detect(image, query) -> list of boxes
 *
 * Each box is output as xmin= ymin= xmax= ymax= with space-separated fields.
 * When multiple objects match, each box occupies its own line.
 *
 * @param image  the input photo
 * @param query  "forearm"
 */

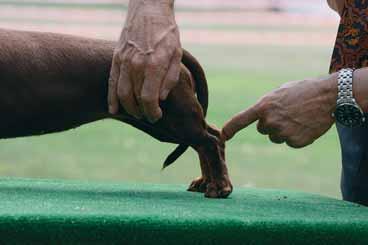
xmin=122 ymin=0 xmax=177 ymax=47
xmin=126 ymin=0 xmax=175 ymax=21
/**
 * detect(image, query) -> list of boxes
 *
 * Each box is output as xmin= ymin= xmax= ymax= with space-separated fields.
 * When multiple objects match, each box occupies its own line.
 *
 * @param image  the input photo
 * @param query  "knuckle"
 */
xmin=269 ymin=135 xmax=282 ymax=144
xmin=278 ymin=130 xmax=289 ymax=139
xmin=263 ymin=117 xmax=276 ymax=128
xmin=171 ymin=48 xmax=183 ymax=61
xmin=296 ymin=138 xmax=312 ymax=148
xmin=293 ymin=144 xmax=306 ymax=149
xmin=286 ymin=141 xmax=297 ymax=148
xmin=286 ymin=137 xmax=303 ymax=148
xmin=151 ymin=53 xmax=168 ymax=65
xmin=131 ymin=55 xmax=145 ymax=69
xmin=256 ymin=121 xmax=267 ymax=135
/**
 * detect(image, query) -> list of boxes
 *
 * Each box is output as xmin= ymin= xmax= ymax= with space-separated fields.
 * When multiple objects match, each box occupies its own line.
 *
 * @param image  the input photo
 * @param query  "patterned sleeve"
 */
xmin=330 ymin=0 xmax=368 ymax=73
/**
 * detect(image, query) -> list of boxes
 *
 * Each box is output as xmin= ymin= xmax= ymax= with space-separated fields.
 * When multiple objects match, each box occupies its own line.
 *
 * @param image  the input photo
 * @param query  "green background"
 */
xmin=0 ymin=3 xmax=342 ymax=198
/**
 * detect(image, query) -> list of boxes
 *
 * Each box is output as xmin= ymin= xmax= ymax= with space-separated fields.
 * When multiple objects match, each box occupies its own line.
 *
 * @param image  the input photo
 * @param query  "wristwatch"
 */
xmin=333 ymin=68 xmax=365 ymax=127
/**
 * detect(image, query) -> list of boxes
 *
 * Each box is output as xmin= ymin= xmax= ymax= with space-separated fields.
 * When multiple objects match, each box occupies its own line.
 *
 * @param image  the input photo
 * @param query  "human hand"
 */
xmin=222 ymin=74 xmax=338 ymax=148
xmin=327 ymin=0 xmax=344 ymax=16
xmin=108 ymin=0 xmax=182 ymax=122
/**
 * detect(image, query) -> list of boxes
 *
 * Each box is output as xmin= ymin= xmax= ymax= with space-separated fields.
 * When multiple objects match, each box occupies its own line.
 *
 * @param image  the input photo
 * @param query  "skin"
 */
xmin=222 ymin=74 xmax=338 ymax=148
xmin=108 ymin=0 xmax=356 ymax=148
xmin=108 ymin=0 xmax=181 ymax=123
xmin=327 ymin=0 xmax=345 ymax=16
xmin=222 ymin=0 xmax=368 ymax=148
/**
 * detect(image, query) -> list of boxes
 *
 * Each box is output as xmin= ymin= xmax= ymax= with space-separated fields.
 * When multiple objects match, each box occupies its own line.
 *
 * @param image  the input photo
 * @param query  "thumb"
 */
xmin=221 ymin=104 xmax=260 ymax=141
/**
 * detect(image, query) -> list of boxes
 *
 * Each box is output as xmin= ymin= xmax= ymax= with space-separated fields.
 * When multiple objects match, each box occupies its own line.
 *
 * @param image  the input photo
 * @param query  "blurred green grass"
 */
xmin=0 ymin=39 xmax=342 ymax=198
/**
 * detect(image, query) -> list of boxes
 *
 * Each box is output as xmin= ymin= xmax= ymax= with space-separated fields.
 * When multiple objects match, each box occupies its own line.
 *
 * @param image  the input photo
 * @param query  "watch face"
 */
xmin=335 ymin=103 xmax=364 ymax=127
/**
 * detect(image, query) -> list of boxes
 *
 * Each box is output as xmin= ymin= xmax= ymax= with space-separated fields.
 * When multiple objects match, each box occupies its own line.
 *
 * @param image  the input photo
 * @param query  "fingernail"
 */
xmin=134 ymin=113 xmax=143 ymax=120
xmin=148 ymin=110 xmax=163 ymax=123
xmin=109 ymin=105 xmax=117 ymax=114
xmin=160 ymin=90 xmax=169 ymax=100
xmin=148 ymin=115 xmax=160 ymax=123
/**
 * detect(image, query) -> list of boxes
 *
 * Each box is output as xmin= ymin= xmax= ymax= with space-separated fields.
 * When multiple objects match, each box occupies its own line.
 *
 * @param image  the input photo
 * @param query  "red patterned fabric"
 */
xmin=330 ymin=0 xmax=368 ymax=72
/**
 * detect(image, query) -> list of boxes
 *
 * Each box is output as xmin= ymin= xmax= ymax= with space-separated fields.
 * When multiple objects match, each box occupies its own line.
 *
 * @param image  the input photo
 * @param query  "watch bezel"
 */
xmin=334 ymin=102 xmax=365 ymax=127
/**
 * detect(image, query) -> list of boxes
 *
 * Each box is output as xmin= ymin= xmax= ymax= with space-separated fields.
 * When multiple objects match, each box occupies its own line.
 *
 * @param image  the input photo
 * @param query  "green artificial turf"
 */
xmin=0 ymin=178 xmax=367 ymax=245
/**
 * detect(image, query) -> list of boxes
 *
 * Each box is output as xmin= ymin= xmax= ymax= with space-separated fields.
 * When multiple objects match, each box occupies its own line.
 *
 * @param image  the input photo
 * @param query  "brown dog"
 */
xmin=0 ymin=28 xmax=232 ymax=198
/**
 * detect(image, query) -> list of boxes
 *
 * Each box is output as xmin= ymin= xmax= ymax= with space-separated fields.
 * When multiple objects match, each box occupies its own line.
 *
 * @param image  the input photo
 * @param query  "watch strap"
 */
xmin=337 ymin=68 xmax=354 ymax=104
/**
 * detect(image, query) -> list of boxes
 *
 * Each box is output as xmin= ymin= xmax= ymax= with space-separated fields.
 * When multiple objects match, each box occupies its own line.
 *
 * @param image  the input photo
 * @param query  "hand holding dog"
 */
xmin=222 ymin=74 xmax=338 ymax=148
xmin=108 ymin=0 xmax=182 ymax=123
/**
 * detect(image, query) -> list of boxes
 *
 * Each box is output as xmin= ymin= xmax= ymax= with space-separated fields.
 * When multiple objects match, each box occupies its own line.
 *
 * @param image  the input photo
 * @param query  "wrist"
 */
xmin=333 ymin=69 xmax=366 ymax=127
xmin=322 ymin=72 xmax=339 ymax=114
xmin=128 ymin=0 xmax=175 ymax=18
xmin=353 ymin=68 xmax=368 ymax=112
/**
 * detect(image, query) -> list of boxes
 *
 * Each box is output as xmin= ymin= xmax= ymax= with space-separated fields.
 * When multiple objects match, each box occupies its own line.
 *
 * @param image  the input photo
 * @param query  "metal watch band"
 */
xmin=334 ymin=68 xmax=365 ymax=127
xmin=337 ymin=68 xmax=354 ymax=103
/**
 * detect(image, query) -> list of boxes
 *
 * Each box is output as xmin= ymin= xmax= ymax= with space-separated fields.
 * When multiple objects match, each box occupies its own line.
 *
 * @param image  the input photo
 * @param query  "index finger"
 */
xmin=221 ymin=104 xmax=260 ymax=141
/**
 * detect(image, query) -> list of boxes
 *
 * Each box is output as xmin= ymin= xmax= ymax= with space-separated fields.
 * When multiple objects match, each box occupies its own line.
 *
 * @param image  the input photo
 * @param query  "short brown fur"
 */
xmin=0 ymin=29 xmax=232 ymax=198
